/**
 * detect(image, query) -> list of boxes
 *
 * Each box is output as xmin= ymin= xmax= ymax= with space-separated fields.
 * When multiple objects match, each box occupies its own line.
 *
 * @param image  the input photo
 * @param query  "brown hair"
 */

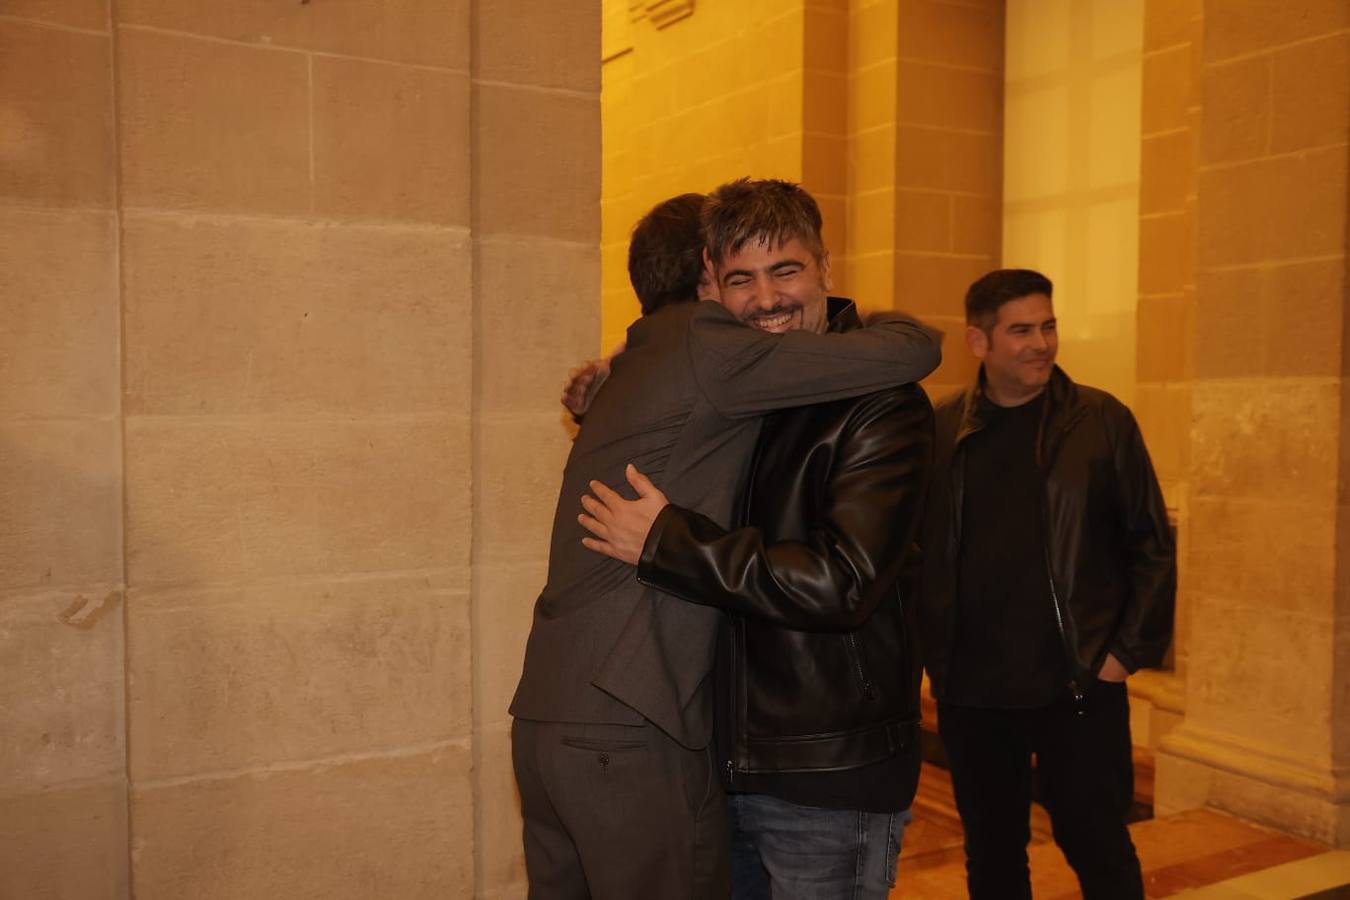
xmin=965 ymin=269 xmax=1054 ymax=331
xmin=701 ymin=178 xmax=825 ymax=270
xmin=627 ymin=193 xmax=706 ymax=315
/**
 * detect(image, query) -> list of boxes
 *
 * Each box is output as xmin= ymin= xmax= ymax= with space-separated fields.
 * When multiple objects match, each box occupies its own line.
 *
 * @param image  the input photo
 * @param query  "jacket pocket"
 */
xmin=559 ymin=736 xmax=647 ymax=753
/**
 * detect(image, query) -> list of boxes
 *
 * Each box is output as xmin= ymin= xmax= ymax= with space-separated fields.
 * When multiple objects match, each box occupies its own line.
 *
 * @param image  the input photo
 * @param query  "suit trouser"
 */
xmin=937 ymin=682 xmax=1143 ymax=900
xmin=512 ymin=718 xmax=731 ymax=900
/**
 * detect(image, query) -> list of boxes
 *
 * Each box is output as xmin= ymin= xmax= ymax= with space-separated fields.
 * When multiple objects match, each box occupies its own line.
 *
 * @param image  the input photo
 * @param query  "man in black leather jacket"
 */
xmin=578 ymin=178 xmax=935 ymax=899
xmin=919 ymin=268 xmax=1175 ymax=900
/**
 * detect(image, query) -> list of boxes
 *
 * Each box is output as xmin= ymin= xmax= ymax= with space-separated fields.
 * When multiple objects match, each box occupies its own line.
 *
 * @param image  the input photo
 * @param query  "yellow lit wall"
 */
xmin=1003 ymin=0 xmax=1143 ymax=406
xmin=602 ymin=0 xmax=813 ymax=350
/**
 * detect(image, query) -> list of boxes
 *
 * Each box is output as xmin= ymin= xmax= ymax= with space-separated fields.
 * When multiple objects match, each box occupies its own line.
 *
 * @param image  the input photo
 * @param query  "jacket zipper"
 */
xmin=1039 ymin=410 xmax=1089 ymax=714
xmin=845 ymin=633 xmax=874 ymax=698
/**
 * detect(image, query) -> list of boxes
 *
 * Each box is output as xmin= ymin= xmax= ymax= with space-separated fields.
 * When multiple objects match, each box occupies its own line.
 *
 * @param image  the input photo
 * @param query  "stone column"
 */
xmin=114 ymin=3 xmax=479 ymax=896
xmin=0 ymin=5 xmax=126 ymax=897
xmin=889 ymin=0 xmax=1004 ymax=398
xmin=470 ymin=4 xmax=601 ymax=898
xmin=1126 ymin=0 xmax=1203 ymax=747
xmin=1154 ymin=2 xmax=1350 ymax=847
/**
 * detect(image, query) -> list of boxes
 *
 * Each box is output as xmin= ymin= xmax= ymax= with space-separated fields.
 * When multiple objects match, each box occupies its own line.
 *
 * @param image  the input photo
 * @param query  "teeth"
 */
xmin=754 ymin=312 xmax=792 ymax=329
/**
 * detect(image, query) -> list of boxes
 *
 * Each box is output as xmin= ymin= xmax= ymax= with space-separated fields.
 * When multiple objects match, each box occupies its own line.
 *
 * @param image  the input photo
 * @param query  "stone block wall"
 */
xmin=0 ymin=3 xmax=599 ymax=898
xmin=1154 ymin=0 xmax=1350 ymax=847
xmin=599 ymin=0 xmax=1003 ymax=387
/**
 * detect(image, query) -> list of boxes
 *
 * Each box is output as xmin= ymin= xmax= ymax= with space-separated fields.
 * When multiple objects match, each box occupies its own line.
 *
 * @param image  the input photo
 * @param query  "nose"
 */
xmin=752 ymin=275 xmax=777 ymax=310
xmin=1029 ymin=329 xmax=1048 ymax=351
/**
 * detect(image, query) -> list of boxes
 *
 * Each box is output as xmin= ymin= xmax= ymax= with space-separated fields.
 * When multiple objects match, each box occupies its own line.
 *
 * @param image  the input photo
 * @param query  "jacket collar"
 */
xmin=825 ymin=296 xmax=861 ymax=334
xmin=955 ymin=365 xmax=1082 ymax=465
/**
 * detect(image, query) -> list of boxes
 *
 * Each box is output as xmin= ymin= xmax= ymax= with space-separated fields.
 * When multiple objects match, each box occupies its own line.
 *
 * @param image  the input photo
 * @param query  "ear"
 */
xmin=701 ymin=249 xmax=720 ymax=301
xmin=819 ymin=250 xmax=833 ymax=291
xmin=965 ymin=324 xmax=989 ymax=359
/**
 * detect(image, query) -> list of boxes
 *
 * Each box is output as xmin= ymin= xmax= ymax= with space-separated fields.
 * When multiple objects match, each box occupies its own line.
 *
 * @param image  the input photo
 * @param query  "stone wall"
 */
xmin=0 ymin=3 xmax=599 ymax=898
xmin=599 ymin=0 xmax=1003 ymax=392
xmin=1154 ymin=0 xmax=1350 ymax=847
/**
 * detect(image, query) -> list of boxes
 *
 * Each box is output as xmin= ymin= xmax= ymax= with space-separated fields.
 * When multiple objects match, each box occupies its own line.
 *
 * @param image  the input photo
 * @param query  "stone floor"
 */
xmin=891 ymin=764 xmax=1349 ymax=899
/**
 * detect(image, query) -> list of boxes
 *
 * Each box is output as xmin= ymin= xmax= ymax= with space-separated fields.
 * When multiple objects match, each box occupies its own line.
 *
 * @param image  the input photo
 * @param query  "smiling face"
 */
xmin=967 ymin=292 xmax=1058 ymax=406
xmin=711 ymin=236 xmax=830 ymax=334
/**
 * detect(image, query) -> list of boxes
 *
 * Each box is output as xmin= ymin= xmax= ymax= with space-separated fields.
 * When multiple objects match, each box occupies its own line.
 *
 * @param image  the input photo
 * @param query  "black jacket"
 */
xmin=637 ymin=300 xmax=934 ymax=782
xmin=919 ymin=366 xmax=1176 ymax=702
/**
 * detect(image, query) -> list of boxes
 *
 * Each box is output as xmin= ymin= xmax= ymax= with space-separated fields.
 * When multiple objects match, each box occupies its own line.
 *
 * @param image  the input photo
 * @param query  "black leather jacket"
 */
xmin=919 ymin=366 xmax=1176 ymax=702
xmin=637 ymin=301 xmax=934 ymax=778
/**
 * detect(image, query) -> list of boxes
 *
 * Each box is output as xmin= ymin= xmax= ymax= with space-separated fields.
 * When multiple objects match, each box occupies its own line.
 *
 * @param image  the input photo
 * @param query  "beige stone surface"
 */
xmin=1192 ymin=267 xmax=1263 ymax=378
xmin=475 ymin=415 xmax=572 ymax=567
xmin=1144 ymin=0 xmax=1198 ymax=52
xmin=1184 ymin=603 xmax=1334 ymax=759
xmin=477 ymin=238 xmax=601 ymax=413
xmin=1156 ymin=741 xmax=1347 ymax=845
xmin=897 ymin=62 xmax=1000 ymax=131
xmin=0 ymin=588 xmax=124 ymax=794
xmin=1190 ymin=380 xmax=1339 ymax=505
xmin=122 ymin=213 xmax=471 ymax=416
xmin=898 ymin=0 xmax=1002 ymax=71
xmin=1188 ymin=497 xmax=1334 ymax=620
xmin=1139 ymin=211 xmax=1190 ymax=295
xmin=0 ymin=420 xmax=121 ymax=591
xmin=115 ymin=0 xmax=470 ymax=69
xmin=1135 ymin=295 xmax=1189 ymax=382
xmin=1200 ymin=55 xmax=1270 ymax=165
xmin=476 ymin=721 xmax=527 ymax=892
xmin=127 ymin=577 xmax=470 ymax=781
xmin=1204 ymin=0 xmax=1347 ymax=63
xmin=1270 ymin=33 xmax=1350 ymax=155
xmin=131 ymin=746 xmax=473 ymax=900
xmin=894 ymin=253 xmax=993 ymax=320
xmin=124 ymin=416 xmax=469 ymax=584
xmin=312 ymin=57 xmax=470 ymax=226
xmin=474 ymin=0 xmax=600 ymax=91
xmin=0 ymin=20 xmax=114 ymax=207
xmin=0 ymin=778 xmax=128 ymax=900
xmin=0 ymin=0 xmax=107 ymax=30
xmin=0 ymin=206 xmax=118 ymax=417
xmin=895 ymin=127 xmax=1001 ymax=195
xmin=1140 ymin=130 xmax=1191 ymax=216
xmin=1133 ymin=384 xmax=1190 ymax=485
xmin=894 ymin=190 xmax=951 ymax=253
xmin=1142 ymin=46 xmax=1193 ymax=135
xmin=1198 ymin=147 xmax=1347 ymax=269
xmin=951 ymin=194 xmax=999 ymax=255
xmin=116 ymin=28 xmax=308 ymax=215
xmin=474 ymin=84 xmax=599 ymax=241
xmin=474 ymin=561 xmax=548 ymax=729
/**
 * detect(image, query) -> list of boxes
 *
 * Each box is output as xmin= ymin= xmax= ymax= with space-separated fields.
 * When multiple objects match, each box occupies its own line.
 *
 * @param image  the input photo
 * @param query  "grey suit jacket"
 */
xmin=510 ymin=299 xmax=940 ymax=748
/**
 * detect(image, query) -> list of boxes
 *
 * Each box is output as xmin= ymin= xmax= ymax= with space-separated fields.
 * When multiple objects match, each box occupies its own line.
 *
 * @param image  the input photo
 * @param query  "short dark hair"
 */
xmin=628 ymin=193 xmax=706 ymax=315
xmin=701 ymin=178 xmax=825 ymax=270
xmin=965 ymin=268 xmax=1054 ymax=330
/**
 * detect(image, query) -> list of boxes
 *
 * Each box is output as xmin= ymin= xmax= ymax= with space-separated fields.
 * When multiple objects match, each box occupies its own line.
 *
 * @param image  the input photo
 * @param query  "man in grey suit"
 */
xmin=510 ymin=183 xmax=941 ymax=900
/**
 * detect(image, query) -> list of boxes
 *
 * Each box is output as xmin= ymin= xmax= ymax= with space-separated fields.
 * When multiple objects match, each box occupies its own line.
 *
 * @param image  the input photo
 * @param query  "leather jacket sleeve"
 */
xmin=687 ymin=302 xmax=941 ymax=419
xmin=636 ymin=388 xmax=933 ymax=632
xmin=1106 ymin=405 xmax=1177 ymax=672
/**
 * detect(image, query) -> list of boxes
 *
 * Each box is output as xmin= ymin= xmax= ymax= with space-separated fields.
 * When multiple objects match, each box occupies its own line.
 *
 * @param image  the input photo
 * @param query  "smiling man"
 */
xmin=511 ymin=188 xmax=942 ymax=900
xmin=579 ymin=178 xmax=934 ymax=899
xmin=918 ymin=269 xmax=1176 ymax=900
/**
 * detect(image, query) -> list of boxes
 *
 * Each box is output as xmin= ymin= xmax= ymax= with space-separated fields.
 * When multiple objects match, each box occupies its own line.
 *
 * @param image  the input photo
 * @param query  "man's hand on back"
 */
xmin=561 ymin=342 xmax=626 ymax=418
xmin=578 ymin=464 xmax=668 ymax=566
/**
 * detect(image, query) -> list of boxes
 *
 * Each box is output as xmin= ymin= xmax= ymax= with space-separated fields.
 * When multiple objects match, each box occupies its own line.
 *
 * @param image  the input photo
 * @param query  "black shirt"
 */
xmin=945 ymin=392 xmax=1068 ymax=708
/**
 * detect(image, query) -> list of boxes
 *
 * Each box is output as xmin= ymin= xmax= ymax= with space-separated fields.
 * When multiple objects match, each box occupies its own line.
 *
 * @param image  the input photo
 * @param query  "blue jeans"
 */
xmin=727 ymin=793 xmax=912 ymax=900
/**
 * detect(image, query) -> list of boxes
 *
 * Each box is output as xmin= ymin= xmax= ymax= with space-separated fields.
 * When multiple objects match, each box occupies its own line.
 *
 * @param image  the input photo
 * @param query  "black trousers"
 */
xmin=512 ymin=719 xmax=731 ymax=900
xmin=937 ymin=683 xmax=1143 ymax=900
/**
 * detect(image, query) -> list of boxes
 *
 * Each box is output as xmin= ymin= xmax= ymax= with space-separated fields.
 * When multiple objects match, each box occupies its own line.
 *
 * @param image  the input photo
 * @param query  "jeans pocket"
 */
xmin=885 ymin=808 xmax=912 ymax=888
